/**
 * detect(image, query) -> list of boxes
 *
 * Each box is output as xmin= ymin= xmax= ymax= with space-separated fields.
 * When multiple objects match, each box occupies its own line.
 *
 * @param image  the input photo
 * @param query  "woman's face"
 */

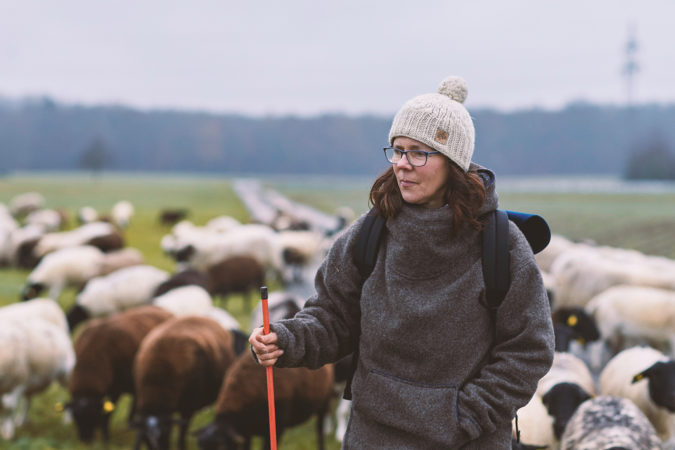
xmin=391 ymin=136 xmax=450 ymax=209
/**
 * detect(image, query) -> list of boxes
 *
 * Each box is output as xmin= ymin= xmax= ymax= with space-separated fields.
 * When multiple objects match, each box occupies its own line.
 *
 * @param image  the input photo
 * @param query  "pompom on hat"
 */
xmin=388 ymin=76 xmax=475 ymax=171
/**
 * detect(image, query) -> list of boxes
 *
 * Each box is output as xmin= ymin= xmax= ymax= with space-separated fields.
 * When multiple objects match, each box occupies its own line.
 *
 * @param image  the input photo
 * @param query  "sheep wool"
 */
xmin=560 ymin=396 xmax=661 ymax=450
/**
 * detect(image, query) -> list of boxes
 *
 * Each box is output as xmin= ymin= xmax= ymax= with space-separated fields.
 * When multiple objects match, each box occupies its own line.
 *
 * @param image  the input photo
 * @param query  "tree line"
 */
xmin=1 ymin=96 xmax=675 ymax=178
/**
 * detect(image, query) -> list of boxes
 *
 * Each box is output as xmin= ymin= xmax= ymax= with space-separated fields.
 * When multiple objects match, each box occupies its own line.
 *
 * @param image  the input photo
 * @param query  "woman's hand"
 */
xmin=249 ymin=327 xmax=284 ymax=367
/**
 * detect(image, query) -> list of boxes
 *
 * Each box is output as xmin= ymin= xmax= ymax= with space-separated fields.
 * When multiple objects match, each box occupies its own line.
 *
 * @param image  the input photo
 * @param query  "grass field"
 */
xmin=1 ymin=171 xmax=675 ymax=449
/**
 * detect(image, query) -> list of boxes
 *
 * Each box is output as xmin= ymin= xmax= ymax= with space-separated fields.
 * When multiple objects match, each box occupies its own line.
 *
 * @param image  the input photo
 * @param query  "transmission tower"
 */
xmin=622 ymin=24 xmax=640 ymax=107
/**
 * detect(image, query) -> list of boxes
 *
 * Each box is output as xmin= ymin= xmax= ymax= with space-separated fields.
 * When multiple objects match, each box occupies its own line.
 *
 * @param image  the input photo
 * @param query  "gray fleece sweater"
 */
xmin=271 ymin=170 xmax=554 ymax=449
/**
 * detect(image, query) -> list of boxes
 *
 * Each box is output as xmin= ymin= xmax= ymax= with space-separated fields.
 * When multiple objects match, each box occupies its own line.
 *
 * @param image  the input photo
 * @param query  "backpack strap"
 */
xmin=353 ymin=207 xmax=386 ymax=279
xmin=481 ymin=209 xmax=511 ymax=309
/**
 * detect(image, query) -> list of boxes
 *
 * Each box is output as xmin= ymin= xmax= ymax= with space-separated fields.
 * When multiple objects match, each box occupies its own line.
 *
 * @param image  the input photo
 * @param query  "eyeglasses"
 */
xmin=383 ymin=147 xmax=441 ymax=167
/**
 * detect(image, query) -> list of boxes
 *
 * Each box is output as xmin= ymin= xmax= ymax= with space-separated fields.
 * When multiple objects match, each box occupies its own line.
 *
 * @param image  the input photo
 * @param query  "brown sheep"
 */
xmin=67 ymin=305 xmax=174 ymax=443
xmin=86 ymin=230 xmax=125 ymax=253
xmin=196 ymin=353 xmax=334 ymax=450
xmin=132 ymin=315 xmax=237 ymax=450
xmin=206 ymin=255 xmax=264 ymax=310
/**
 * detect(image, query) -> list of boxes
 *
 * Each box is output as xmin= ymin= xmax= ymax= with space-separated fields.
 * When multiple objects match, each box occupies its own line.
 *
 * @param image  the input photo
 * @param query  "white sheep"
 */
xmin=599 ymin=345 xmax=675 ymax=442
xmin=24 ymin=208 xmax=63 ymax=232
xmin=559 ymin=396 xmax=662 ymax=450
xmin=152 ymin=285 xmax=213 ymax=316
xmin=535 ymin=351 xmax=596 ymax=440
xmin=276 ymin=230 xmax=326 ymax=283
xmin=111 ymin=200 xmax=134 ymax=229
xmin=586 ymin=284 xmax=675 ymax=359
xmin=34 ymin=221 xmax=117 ymax=258
xmin=205 ymin=215 xmax=241 ymax=233
xmin=534 ymin=233 xmax=577 ymax=273
xmin=0 ymin=316 xmax=75 ymax=439
xmin=68 ymin=265 xmax=169 ymax=330
xmin=7 ymin=224 xmax=45 ymax=267
xmin=0 ymin=208 xmax=18 ymax=266
xmin=98 ymin=247 xmax=144 ymax=276
xmin=152 ymin=285 xmax=242 ymax=332
xmin=512 ymin=393 xmax=556 ymax=449
xmin=175 ymin=224 xmax=282 ymax=276
xmin=77 ymin=206 xmax=99 ymax=224
xmin=22 ymin=245 xmax=105 ymax=300
xmin=550 ymin=244 xmax=675 ymax=309
xmin=9 ymin=192 xmax=44 ymax=217
xmin=0 ymin=297 xmax=68 ymax=333
xmin=249 ymin=290 xmax=305 ymax=332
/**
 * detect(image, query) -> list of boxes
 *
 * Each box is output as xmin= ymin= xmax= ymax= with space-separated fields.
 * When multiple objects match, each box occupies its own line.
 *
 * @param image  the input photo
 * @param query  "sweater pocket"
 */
xmin=355 ymin=369 xmax=469 ymax=448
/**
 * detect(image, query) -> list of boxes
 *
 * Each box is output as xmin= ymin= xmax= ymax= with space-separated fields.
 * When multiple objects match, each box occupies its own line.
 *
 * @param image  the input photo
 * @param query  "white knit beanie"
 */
xmin=388 ymin=76 xmax=475 ymax=171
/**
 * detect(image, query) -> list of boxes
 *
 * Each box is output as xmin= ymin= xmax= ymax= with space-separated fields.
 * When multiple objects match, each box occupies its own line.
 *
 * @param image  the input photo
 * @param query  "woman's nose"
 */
xmin=395 ymin=154 xmax=412 ymax=168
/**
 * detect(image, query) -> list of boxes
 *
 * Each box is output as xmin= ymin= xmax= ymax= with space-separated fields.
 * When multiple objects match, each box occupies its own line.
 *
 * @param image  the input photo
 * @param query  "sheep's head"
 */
xmin=632 ymin=360 xmax=675 ymax=412
xmin=551 ymin=307 xmax=600 ymax=346
xmin=21 ymin=282 xmax=44 ymax=301
xmin=195 ymin=419 xmax=245 ymax=450
xmin=131 ymin=414 xmax=174 ymax=450
xmin=66 ymin=395 xmax=114 ymax=443
xmin=542 ymin=382 xmax=591 ymax=439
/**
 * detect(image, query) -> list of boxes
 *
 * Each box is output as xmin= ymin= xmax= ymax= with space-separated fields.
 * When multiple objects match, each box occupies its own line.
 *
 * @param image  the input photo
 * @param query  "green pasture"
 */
xmin=1 ymin=172 xmax=675 ymax=449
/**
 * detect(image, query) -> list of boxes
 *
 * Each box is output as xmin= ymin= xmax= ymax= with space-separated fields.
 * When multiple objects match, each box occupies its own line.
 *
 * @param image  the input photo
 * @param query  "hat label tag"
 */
xmin=434 ymin=128 xmax=449 ymax=145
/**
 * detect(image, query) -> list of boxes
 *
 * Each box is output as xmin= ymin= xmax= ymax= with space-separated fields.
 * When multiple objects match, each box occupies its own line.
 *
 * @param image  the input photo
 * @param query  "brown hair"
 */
xmin=369 ymin=160 xmax=487 ymax=234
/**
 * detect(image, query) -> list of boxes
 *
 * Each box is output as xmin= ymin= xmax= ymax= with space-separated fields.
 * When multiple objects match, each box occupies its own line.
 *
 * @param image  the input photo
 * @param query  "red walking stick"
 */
xmin=261 ymin=286 xmax=277 ymax=450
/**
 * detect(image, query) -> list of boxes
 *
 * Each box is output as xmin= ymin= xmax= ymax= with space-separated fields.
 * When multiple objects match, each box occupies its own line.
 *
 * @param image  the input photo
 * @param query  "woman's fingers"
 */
xmin=249 ymin=327 xmax=283 ymax=366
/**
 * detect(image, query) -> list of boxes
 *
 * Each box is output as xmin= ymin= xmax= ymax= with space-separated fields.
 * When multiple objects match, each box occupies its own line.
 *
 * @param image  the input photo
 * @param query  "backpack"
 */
xmin=343 ymin=207 xmax=551 ymax=400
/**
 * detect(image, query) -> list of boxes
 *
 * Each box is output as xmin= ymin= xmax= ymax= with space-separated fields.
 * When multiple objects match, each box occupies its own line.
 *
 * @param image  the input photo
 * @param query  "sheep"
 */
xmin=552 ymin=306 xmax=600 ymax=352
xmin=152 ymin=285 xmax=214 ymax=317
xmin=8 ymin=224 xmax=44 ymax=268
xmin=205 ymin=255 xmax=265 ymax=308
xmin=205 ymin=215 xmax=241 ymax=233
xmin=249 ymin=290 xmax=305 ymax=332
xmin=0 ymin=316 xmax=75 ymax=440
xmin=534 ymin=233 xmax=577 ymax=273
xmin=550 ymin=244 xmax=675 ymax=309
xmin=152 ymin=269 xmax=211 ymax=297
xmin=586 ymin=284 xmax=675 ymax=360
xmin=512 ymin=393 xmax=556 ymax=449
xmin=99 ymin=247 xmax=145 ymax=275
xmin=158 ymin=208 xmax=189 ymax=226
xmin=0 ymin=297 xmax=68 ymax=333
xmin=78 ymin=206 xmax=99 ymax=224
xmin=33 ymin=221 xmax=120 ymax=258
xmin=67 ymin=265 xmax=169 ymax=331
xmin=66 ymin=305 xmax=174 ymax=443
xmin=24 ymin=208 xmax=64 ymax=232
xmin=112 ymin=200 xmax=134 ymax=229
xmin=536 ymin=351 xmax=596 ymax=440
xmin=559 ymin=396 xmax=662 ymax=450
xmin=599 ymin=345 xmax=675 ymax=442
xmin=22 ymin=245 xmax=105 ymax=301
xmin=151 ymin=285 xmax=246 ymax=354
xmin=9 ymin=192 xmax=44 ymax=218
xmin=0 ymin=206 xmax=18 ymax=266
xmin=132 ymin=316 xmax=237 ymax=450
xmin=173 ymin=224 xmax=282 ymax=278
xmin=275 ymin=230 xmax=325 ymax=283
xmin=196 ymin=351 xmax=334 ymax=450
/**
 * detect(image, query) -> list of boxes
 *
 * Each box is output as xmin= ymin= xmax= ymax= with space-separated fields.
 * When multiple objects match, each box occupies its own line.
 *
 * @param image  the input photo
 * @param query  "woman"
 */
xmin=250 ymin=76 xmax=554 ymax=449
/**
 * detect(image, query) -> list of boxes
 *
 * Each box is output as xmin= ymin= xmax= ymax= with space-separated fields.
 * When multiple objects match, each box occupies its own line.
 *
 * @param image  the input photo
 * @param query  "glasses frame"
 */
xmin=383 ymin=146 xmax=441 ymax=167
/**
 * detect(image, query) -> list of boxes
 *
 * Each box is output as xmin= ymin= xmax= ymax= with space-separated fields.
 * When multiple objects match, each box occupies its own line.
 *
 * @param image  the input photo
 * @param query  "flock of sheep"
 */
xmin=519 ymin=234 xmax=675 ymax=449
xmin=3 ymin=187 xmax=675 ymax=450
xmin=0 ymin=191 xmax=353 ymax=449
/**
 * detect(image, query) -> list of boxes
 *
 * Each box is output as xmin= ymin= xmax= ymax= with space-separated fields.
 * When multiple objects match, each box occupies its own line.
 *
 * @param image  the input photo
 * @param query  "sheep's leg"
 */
xmin=177 ymin=414 xmax=192 ymax=450
xmin=48 ymin=281 xmax=64 ymax=301
xmin=335 ymin=398 xmax=351 ymax=442
xmin=14 ymin=394 xmax=30 ymax=426
xmin=315 ymin=411 xmax=326 ymax=450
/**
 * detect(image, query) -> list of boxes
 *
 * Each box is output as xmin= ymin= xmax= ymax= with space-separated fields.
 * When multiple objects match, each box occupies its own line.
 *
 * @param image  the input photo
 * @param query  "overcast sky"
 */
xmin=1 ymin=1 xmax=674 ymax=117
